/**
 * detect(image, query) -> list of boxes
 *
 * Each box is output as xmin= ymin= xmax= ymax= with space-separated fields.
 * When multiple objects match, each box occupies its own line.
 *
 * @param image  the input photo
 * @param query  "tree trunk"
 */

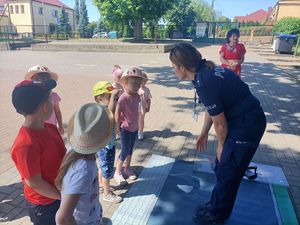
xmin=134 ymin=18 xmax=143 ymax=42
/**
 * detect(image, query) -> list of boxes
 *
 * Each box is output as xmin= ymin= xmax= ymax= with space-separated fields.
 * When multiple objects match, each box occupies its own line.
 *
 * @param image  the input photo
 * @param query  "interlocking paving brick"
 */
xmin=0 ymin=45 xmax=299 ymax=224
xmin=111 ymin=155 xmax=174 ymax=225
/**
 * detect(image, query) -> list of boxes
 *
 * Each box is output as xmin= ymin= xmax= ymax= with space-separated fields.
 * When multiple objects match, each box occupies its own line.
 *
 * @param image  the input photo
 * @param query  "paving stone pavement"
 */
xmin=0 ymin=45 xmax=299 ymax=224
xmin=111 ymin=155 xmax=174 ymax=225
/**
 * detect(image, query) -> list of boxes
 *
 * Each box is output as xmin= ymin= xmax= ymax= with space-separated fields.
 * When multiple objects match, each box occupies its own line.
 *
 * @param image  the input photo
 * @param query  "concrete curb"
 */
xmin=32 ymin=43 xmax=175 ymax=53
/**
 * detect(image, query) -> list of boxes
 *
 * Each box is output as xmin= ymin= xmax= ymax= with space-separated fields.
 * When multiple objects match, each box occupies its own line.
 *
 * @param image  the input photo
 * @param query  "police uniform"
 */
xmin=193 ymin=66 xmax=266 ymax=221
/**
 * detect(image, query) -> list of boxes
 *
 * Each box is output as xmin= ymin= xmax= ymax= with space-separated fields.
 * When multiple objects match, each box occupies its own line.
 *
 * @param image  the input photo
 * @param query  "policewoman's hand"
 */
xmin=196 ymin=132 xmax=209 ymax=151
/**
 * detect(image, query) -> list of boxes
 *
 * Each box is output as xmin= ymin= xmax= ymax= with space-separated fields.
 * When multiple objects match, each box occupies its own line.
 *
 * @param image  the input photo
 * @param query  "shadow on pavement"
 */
xmin=243 ymin=62 xmax=300 ymax=136
xmin=143 ymin=62 xmax=299 ymax=136
xmin=0 ymin=182 xmax=26 ymax=222
xmin=103 ymin=217 xmax=112 ymax=225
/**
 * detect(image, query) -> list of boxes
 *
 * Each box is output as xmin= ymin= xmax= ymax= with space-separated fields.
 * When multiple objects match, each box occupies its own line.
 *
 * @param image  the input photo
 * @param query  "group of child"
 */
xmin=10 ymin=28 xmax=246 ymax=225
xmin=10 ymin=65 xmax=152 ymax=225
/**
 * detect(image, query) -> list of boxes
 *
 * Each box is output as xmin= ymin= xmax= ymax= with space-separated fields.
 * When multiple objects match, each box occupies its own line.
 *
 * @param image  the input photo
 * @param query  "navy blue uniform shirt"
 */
xmin=193 ymin=67 xmax=260 ymax=121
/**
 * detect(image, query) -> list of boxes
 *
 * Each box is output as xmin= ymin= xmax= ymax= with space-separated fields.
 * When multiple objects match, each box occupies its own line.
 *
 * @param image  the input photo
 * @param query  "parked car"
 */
xmin=92 ymin=32 xmax=108 ymax=39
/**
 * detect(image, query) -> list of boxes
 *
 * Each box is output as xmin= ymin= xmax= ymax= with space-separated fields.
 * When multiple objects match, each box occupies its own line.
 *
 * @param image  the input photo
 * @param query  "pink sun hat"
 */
xmin=112 ymin=68 xmax=123 ymax=79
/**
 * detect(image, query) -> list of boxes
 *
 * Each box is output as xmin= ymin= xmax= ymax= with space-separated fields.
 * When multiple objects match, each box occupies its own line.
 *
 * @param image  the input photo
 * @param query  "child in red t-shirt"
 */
xmin=219 ymin=29 xmax=246 ymax=77
xmin=11 ymin=78 xmax=66 ymax=225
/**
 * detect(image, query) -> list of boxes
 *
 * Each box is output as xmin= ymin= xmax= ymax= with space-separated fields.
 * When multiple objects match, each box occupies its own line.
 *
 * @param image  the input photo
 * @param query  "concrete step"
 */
xmin=258 ymin=52 xmax=298 ymax=57
xmin=248 ymin=45 xmax=272 ymax=50
xmin=259 ymin=55 xmax=300 ymax=63
xmin=250 ymin=48 xmax=273 ymax=52
xmin=0 ymin=42 xmax=8 ymax=50
xmin=32 ymin=42 xmax=175 ymax=53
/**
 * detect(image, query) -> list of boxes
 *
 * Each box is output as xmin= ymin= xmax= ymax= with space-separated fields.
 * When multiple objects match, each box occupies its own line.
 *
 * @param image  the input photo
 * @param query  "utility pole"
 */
xmin=42 ymin=0 xmax=47 ymax=34
xmin=210 ymin=0 xmax=215 ymax=22
xmin=210 ymin=0 xmax=215 ymax=41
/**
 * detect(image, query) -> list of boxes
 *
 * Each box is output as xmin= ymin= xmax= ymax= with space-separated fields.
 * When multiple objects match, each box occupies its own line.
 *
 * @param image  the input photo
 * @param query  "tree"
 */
xmin=74 ymin=0 xmax=80 ymax=25
xmin=93 ymin=0 xmax=175 ymax=41
xmin=97 ymin=18 xmax=107 ymax=34
xmin=79 ymin=0 xmax=89 ymax=38
xmin=191 ymin=0 xmax=215 ymax=22
xmin=273 ymin=17 xmax=300 ymax=35
xmin=59 ymin=7 xmax=72 ymax=37
xmin=87 ymin=21 xmax=97 ymax=37
xmin=165 ymin=0 xmax=197 ymax=37
xmin=219 ymin=16 xmax=231 ymax=23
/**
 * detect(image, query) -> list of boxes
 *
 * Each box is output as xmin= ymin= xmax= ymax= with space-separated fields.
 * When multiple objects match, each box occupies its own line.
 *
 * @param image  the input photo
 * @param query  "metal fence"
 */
xmin=0 ymin=25 xmax=74 ymax=43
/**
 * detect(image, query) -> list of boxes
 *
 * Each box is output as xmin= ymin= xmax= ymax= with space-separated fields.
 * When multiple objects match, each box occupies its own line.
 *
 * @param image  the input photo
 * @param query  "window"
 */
xmin=10 ymin=5 xmax=14 ymax=14
xmin=49 ymin=23 xmax=56 ymax=34
xmin=38 ymin=7 xmax=43 ymax=15
xmin=52 ymin=9 xmax=58 ymax=17
xmin=65 ymin=12 xmax=69 ymax=20
xmin=15 ymin=5 xmax=19 ymax=14
xmin=21 ymin=5 xmax=24 ymax=14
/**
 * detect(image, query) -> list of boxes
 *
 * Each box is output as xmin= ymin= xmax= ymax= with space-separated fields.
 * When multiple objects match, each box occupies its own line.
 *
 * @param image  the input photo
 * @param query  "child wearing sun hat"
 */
xmin=55 ymin=103 xmax=113 ymax=225
xmin=114 ymin=67 xmax=147 ymax=185
xmin=92 ymin=81 xmax=122 ymax=204
xmin=25 ymin=65 xmax=64 ymax=135
xmin=112 ymin=65 xmax=124 ymax=91
xmin=138 ymin=72 xmax=152 ymax=140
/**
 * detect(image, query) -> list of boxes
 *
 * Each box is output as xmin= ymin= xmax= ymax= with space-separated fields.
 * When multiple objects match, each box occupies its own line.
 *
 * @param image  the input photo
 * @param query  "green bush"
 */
xmin=273 ymin=17 xmax=300 ymax=35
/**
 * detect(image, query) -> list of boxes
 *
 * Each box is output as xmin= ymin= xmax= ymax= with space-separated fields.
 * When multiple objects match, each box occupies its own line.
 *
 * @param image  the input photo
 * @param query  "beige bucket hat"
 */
xmin=67 ymin=103 xmax=114 ymax=155
xmin=25 ymin=65 xmax=59 ymax=81
xmin=120 ymin=67 xmax=148 ymax=83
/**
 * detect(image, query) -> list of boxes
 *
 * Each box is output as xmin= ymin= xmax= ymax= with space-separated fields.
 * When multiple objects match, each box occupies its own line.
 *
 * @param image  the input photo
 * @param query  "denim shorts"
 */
xmin=97 ymin=146 xmax=116 ymax=179
xmin=119 ymin=128 xmax=138 ymax=161
xmin=26 ymin=200 xmax=60 ymax=225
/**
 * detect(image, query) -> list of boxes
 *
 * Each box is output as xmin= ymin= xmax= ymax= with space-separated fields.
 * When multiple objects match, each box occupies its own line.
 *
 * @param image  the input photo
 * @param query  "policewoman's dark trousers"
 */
xmin=209 ymin=107 xmax=266 ymax=220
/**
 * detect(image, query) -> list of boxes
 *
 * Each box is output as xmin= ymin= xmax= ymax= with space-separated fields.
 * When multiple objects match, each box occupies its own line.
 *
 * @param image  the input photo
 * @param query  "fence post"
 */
xmin=56 ymin=25 xmax=58 ymax=40
xmin=64 ymin=25 xmax=67 ymax=40
xmin=5 ymin=25 xmax=10 ymax=50
xmin=45 ymin=25 xmax=48 ymax=43
xmin=294 ymin=36 xmax=299 ymax=57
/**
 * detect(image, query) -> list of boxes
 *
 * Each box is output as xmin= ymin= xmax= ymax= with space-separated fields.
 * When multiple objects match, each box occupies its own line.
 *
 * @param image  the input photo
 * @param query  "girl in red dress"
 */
xmin=219 ymin=29 xmax=246 ymax=78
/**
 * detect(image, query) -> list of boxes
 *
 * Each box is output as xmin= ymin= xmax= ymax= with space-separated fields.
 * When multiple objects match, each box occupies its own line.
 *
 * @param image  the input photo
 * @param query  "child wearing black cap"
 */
xmin=11 ymin=79 xmax=66 ymax=225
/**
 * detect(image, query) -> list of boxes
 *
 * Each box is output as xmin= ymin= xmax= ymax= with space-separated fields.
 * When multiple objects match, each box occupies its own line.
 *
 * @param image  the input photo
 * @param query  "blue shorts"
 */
xmin=97 ymin=146 xmax=116 ymax=179
xmin=119 ymin=128 xmax=138 ymax=161
xmin=26 ymin=200 xmax=60 ymax=225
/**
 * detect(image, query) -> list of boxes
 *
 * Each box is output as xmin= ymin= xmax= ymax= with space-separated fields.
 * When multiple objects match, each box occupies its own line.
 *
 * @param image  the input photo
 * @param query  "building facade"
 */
xmin=271 ymin=0 xmax=300 ymax=21
xmin=0 ymin=0 xmax=74 ymax=34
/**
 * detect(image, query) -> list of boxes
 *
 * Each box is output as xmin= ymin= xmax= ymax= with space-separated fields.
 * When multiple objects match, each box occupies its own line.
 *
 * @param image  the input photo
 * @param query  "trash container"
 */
xmin=273 ymin=34 xmax=297 ymax=54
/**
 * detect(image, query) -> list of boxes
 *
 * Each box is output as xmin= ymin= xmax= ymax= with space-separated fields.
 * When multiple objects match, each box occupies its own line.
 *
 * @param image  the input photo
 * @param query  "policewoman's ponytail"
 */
xmin=169 ymin=42 xmax=215 ymax=72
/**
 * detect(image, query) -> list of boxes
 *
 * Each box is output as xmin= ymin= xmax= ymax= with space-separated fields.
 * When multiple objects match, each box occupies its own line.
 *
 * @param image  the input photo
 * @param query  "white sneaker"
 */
xmin=103 ymin=192 xmax=123 ymax=204
xmin=124 ymin=167 xmax=137 ymax=180
xmin=114 ymin=171 xmax=127 ymax=186
xmin=138 ymin=132 xmax=144 ymax=140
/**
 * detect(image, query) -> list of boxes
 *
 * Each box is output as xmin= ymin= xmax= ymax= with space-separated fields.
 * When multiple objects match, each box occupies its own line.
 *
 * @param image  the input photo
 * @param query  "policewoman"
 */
xmin=169 ymin=43 xmax=266 ymax=225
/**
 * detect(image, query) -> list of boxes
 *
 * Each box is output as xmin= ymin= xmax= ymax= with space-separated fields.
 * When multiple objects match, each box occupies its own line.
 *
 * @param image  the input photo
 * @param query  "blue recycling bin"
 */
xmin=273 ymin=34 xmax=297 ymax=54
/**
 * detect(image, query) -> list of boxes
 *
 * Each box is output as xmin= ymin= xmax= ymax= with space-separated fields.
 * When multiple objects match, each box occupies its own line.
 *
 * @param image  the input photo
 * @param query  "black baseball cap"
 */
xmin=12 ymin=79 xmax=57 ymax=115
